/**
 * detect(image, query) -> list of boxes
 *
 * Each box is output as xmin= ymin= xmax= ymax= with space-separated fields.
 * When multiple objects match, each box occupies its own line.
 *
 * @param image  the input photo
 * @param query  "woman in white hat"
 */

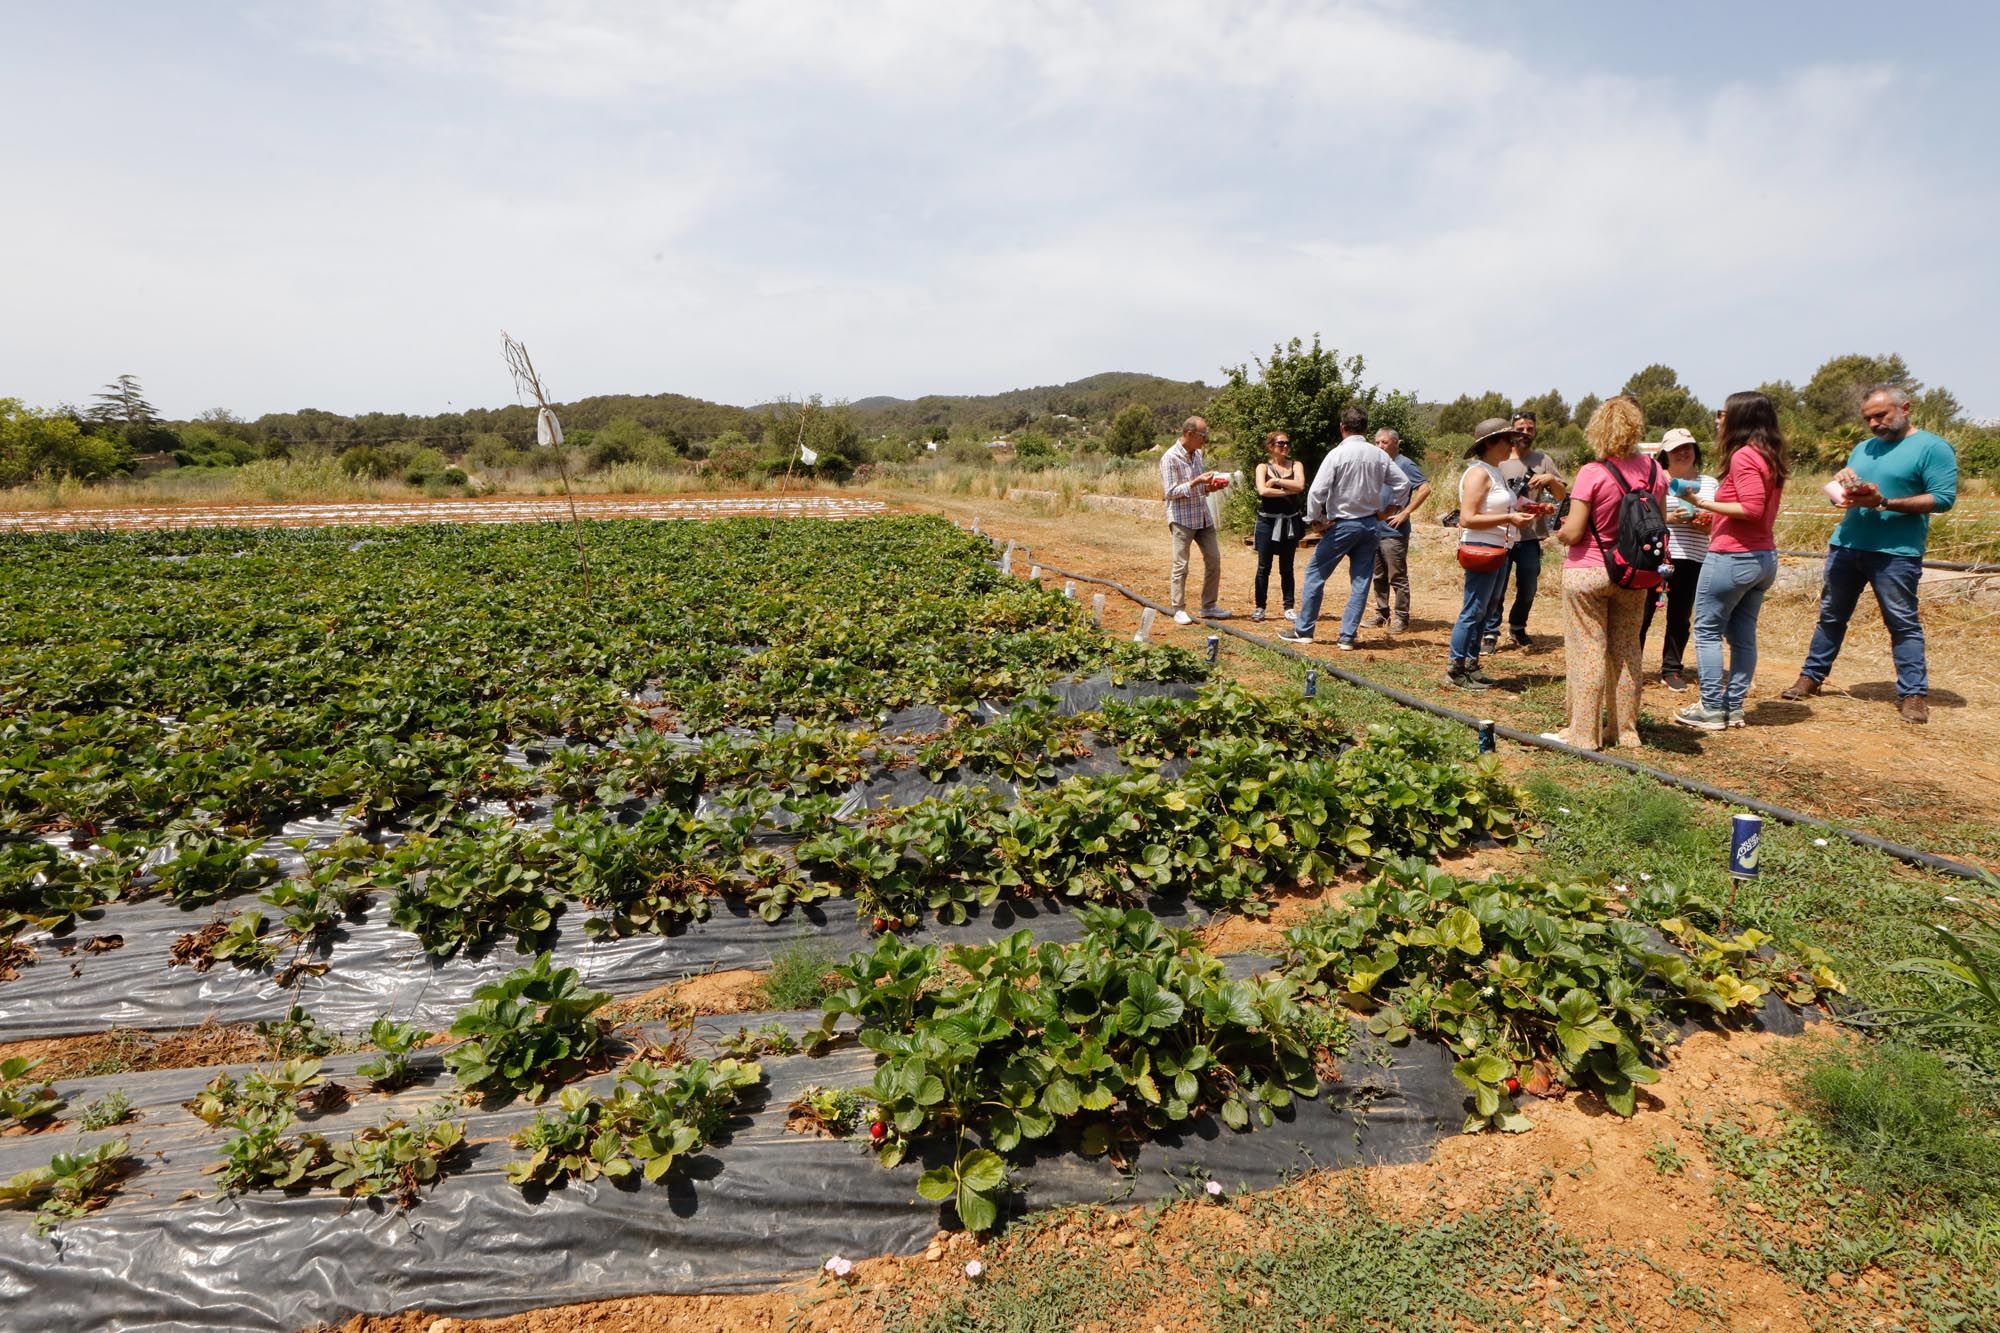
xmin=1446 ymin=420 xmax=1539 ymax=689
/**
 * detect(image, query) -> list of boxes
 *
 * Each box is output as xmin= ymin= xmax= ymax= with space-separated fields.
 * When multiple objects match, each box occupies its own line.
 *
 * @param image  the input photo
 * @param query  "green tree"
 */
xmin=0 ymin=399 xmax=129 ymax=484
xmin=1516 ymin=389 xmax=1570 ymax=428
xmin=1801 ymin=353 xmax=1918 ymax=439
xmin=764 ymin=396 xmax=862 ymax=478
xmin=1209 ymin=335 xmax=1376 ymax=480
xmin=1619 ymin=364 xmax=1710 ymax=438
xmin=89 ymin=374 xmax=158 ymax=438
xmin=1574 ymin=394 xmax=1603 ymax=430
xmin=1101 ymin=403 xmax=1157 ymax=458
xmin=1435 ymin=391 xmax=1512 ymax=437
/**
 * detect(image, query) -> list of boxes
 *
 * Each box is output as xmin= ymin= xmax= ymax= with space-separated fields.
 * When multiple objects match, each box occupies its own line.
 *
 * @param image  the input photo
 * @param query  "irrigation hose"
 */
xmin=991 ymin=538 xmax=1989 ymax=884
xmin=1776 ymin=549 xmax=2000 ymax=575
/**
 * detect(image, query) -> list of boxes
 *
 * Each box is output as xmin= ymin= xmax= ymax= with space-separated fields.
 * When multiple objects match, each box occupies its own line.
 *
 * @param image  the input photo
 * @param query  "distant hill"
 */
xmin=221 ymin=372 xmax=1216 ymax=451
xmin=838 ymin=371 xmax=1214 ymax=439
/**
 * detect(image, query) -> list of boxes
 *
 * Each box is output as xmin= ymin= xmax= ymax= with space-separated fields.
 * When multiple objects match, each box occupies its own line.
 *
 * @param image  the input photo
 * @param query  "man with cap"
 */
xmin=1279 ymin=404 xmax=1410 ymax=648
xmin=1479 ymin=410 xmax=1568 ymax=654
xmin=1640 ymin=427 xmax=1717 ymax=690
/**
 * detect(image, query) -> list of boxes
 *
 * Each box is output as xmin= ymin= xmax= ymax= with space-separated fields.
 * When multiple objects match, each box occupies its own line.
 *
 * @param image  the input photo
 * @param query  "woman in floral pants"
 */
xmin=1547 ymin=397 xmax=1666 ymax=748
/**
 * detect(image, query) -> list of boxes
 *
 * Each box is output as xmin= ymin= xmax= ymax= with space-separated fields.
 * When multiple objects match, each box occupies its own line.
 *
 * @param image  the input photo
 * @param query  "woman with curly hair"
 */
xmin=1547 ymin=396 xmax=1667 ymax=747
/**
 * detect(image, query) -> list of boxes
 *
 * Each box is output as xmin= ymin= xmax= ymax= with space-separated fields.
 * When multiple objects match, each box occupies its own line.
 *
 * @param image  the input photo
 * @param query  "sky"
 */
xmin=5 ymin=0 xmax=1997 ymax=421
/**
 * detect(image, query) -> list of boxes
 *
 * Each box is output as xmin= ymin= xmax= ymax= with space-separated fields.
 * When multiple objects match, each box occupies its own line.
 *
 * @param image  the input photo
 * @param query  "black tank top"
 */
xmin=1259 ymin=462 xmax=1305 ymax=516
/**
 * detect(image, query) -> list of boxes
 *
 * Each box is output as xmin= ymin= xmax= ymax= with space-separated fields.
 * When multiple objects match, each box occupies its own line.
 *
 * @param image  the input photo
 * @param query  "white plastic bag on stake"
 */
xmin=799 ymin=444 xmax=819 ymax=466
xmin=536 ymin=407 xmax=564 ymax=448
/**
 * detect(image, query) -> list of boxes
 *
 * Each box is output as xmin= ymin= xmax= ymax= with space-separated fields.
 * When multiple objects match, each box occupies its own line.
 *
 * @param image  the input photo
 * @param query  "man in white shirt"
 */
xmin=1278 ymin=405 xmax=1410 ymax=648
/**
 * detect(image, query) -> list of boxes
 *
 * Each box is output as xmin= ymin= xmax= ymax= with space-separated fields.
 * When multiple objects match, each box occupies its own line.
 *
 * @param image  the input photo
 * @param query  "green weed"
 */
xmin=761 ymin=941 xmax=838 ymax=1011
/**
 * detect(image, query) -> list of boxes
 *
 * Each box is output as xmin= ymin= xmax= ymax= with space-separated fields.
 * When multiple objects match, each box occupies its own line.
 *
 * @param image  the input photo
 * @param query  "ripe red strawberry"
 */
xmin=872 ymin=916 xmax=890 ymax=932
xmin=1505 ymin=1076 xmax=1522 ymax=1096
xmin=870 ymin=1120 xmax=886 ymax=1143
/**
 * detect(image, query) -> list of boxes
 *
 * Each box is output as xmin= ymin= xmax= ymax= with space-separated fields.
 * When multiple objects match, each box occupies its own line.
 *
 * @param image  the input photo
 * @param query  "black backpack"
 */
xmin=1590 ymin=459 xmax=1668 ymax=590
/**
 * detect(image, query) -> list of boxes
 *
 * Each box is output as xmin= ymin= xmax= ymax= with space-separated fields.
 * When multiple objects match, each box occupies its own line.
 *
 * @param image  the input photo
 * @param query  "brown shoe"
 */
xmin=1900 ymin=694 xmax=1929 ymax=724
xmin=1779 ymin=674 xmax=1821 ymax=701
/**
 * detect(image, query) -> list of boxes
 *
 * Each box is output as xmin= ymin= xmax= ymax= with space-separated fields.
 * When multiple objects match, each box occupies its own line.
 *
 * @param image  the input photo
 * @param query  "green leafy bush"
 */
xmin=445 ymin=953 xmax=612 ymax=1103
xmin=1282 ymin=859 xmax=1841 ymax=1130
xmin=506 ymin=1057 xmax=762 ymax=1189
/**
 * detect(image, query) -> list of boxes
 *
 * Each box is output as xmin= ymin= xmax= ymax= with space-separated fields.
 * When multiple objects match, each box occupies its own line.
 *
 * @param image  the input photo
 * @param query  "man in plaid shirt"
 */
xmin=1159 ymin=416 xmax=1233 ymax=624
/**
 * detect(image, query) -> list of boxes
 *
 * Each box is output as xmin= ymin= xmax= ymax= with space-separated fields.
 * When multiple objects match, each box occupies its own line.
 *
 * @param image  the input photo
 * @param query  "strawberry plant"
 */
xmin=0 ymin=839 xmax=130 ymax=938
xmin=505 ymin=1056 xmax=762 ymax=1189
xmin=0 ymin=1139 xmax=135 ymax=1236
xmin=445 ymin=953 xmax=612 ymax=1103
xmin=824 ymin=908 xmax=1321 ymax=1232
xmin=386 ymin=819 xmax=565 ymax=957
xmin=0 ymin=1056 xmax=64 ymax=1128
xmin=186 ymin=1058 xmax=326 ymax=1127
xmin=209 ymin=908 xmax=281 ymax=968
xmin=356 ymin=1016 xmax=435 ymax=1090
xmin=1281 ymin=859 xmax=1841 ymax=1131
xmin=148 ymin=819 xmax=283 ymax=906
xmin=318 ymin=1104 xmax=466 ymax=1207
xmin=213 ymin=1108 xmax=331 ymax=1193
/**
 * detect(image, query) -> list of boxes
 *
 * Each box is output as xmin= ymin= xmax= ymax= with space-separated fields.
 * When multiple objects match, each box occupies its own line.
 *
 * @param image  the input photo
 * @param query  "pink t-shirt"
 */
xmin=1564 ymin=455 xmax=1668 ymax=569
xmin=1707 ymin=446 xmax=1782 ymax=554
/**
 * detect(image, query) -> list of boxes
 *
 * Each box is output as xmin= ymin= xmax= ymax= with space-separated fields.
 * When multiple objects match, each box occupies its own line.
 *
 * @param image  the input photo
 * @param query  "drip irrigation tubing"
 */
xmin=1776 ymin=548 xmax=2000 ymax=574
xmin=991 ymin=538 xmax=1989 ymax=884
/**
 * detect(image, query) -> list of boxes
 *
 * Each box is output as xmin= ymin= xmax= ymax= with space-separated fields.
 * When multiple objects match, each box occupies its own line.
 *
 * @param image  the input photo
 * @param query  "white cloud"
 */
xmin=2 ymin=1 xmax=1992 ymax=417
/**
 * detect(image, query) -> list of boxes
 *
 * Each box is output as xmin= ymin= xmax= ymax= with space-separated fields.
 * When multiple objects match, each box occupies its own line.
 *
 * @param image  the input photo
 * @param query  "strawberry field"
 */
xmin=0 ymin=515 xmax=1840 ymax=1330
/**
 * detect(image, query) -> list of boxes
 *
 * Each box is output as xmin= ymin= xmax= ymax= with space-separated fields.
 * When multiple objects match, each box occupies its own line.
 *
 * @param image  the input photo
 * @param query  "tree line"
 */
xmin=3 ymin=353 xmax=1992 ymax=491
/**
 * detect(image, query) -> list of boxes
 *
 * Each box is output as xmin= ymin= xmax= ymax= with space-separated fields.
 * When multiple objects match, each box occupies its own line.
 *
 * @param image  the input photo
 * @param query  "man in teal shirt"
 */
xmin=1782 ymin=385 xmax=1958 ymax=724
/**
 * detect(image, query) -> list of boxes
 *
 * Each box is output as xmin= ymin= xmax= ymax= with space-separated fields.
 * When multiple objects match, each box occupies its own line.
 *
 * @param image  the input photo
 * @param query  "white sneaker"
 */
xmin=1251 ymin=609 xmax=1266 ymax=623
xmin=1282 ymin=608 xmax=1296 ymax=621
xmin=1173 ymin=610 xmax=1194 ymax=626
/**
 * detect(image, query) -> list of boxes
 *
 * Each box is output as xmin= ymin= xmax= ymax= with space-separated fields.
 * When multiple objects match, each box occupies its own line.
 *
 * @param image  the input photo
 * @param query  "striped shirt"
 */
xmin=1160 ymin=442 xmax=1212 ymax=529
xmin=1665 ymin=474 xmax=1718 ymax=561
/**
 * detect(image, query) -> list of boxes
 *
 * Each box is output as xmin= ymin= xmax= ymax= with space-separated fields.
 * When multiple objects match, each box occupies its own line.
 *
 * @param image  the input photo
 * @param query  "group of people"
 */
xmin=1158 ymin=384 xmax=1958 ymax=747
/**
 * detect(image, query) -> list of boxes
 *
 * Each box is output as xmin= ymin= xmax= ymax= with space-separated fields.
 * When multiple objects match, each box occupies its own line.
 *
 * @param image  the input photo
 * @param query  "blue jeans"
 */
xmin=1452 ymin=559 xmax=1509 ymax=661
xmin=1481 ymin=540 xmax=1544 ymax=638
xmin=1295 ymin=518 xmax=1380 ymax=640
xmin=1801 ymin=546 xmax=1928 ymax=698
xmin=1692 ymin=551 xmax=1777 ymax=714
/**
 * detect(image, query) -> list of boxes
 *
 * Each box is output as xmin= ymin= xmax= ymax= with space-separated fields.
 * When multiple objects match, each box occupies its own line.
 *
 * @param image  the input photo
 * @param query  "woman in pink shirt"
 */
xmin=1673 ymin=391 xmax=1788 ymax=730
xmin=1547 ymin=396 xmax=1666 ymax=748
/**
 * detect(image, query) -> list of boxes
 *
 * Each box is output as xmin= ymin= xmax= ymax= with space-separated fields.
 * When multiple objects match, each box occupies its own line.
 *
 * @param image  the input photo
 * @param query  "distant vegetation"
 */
xmin=4 ymin=351 xmax=1994 ymax=497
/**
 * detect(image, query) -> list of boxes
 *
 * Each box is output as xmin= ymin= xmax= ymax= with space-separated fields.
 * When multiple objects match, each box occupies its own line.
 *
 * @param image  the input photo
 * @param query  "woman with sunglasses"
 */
xmin=1251 ymin=431 xmax=1306 ymax=622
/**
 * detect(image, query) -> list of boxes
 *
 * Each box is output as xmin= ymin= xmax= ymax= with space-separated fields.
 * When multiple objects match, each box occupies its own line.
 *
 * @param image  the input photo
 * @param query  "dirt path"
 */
xmin=882 ymin=487 xmax=2000 ymax=865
